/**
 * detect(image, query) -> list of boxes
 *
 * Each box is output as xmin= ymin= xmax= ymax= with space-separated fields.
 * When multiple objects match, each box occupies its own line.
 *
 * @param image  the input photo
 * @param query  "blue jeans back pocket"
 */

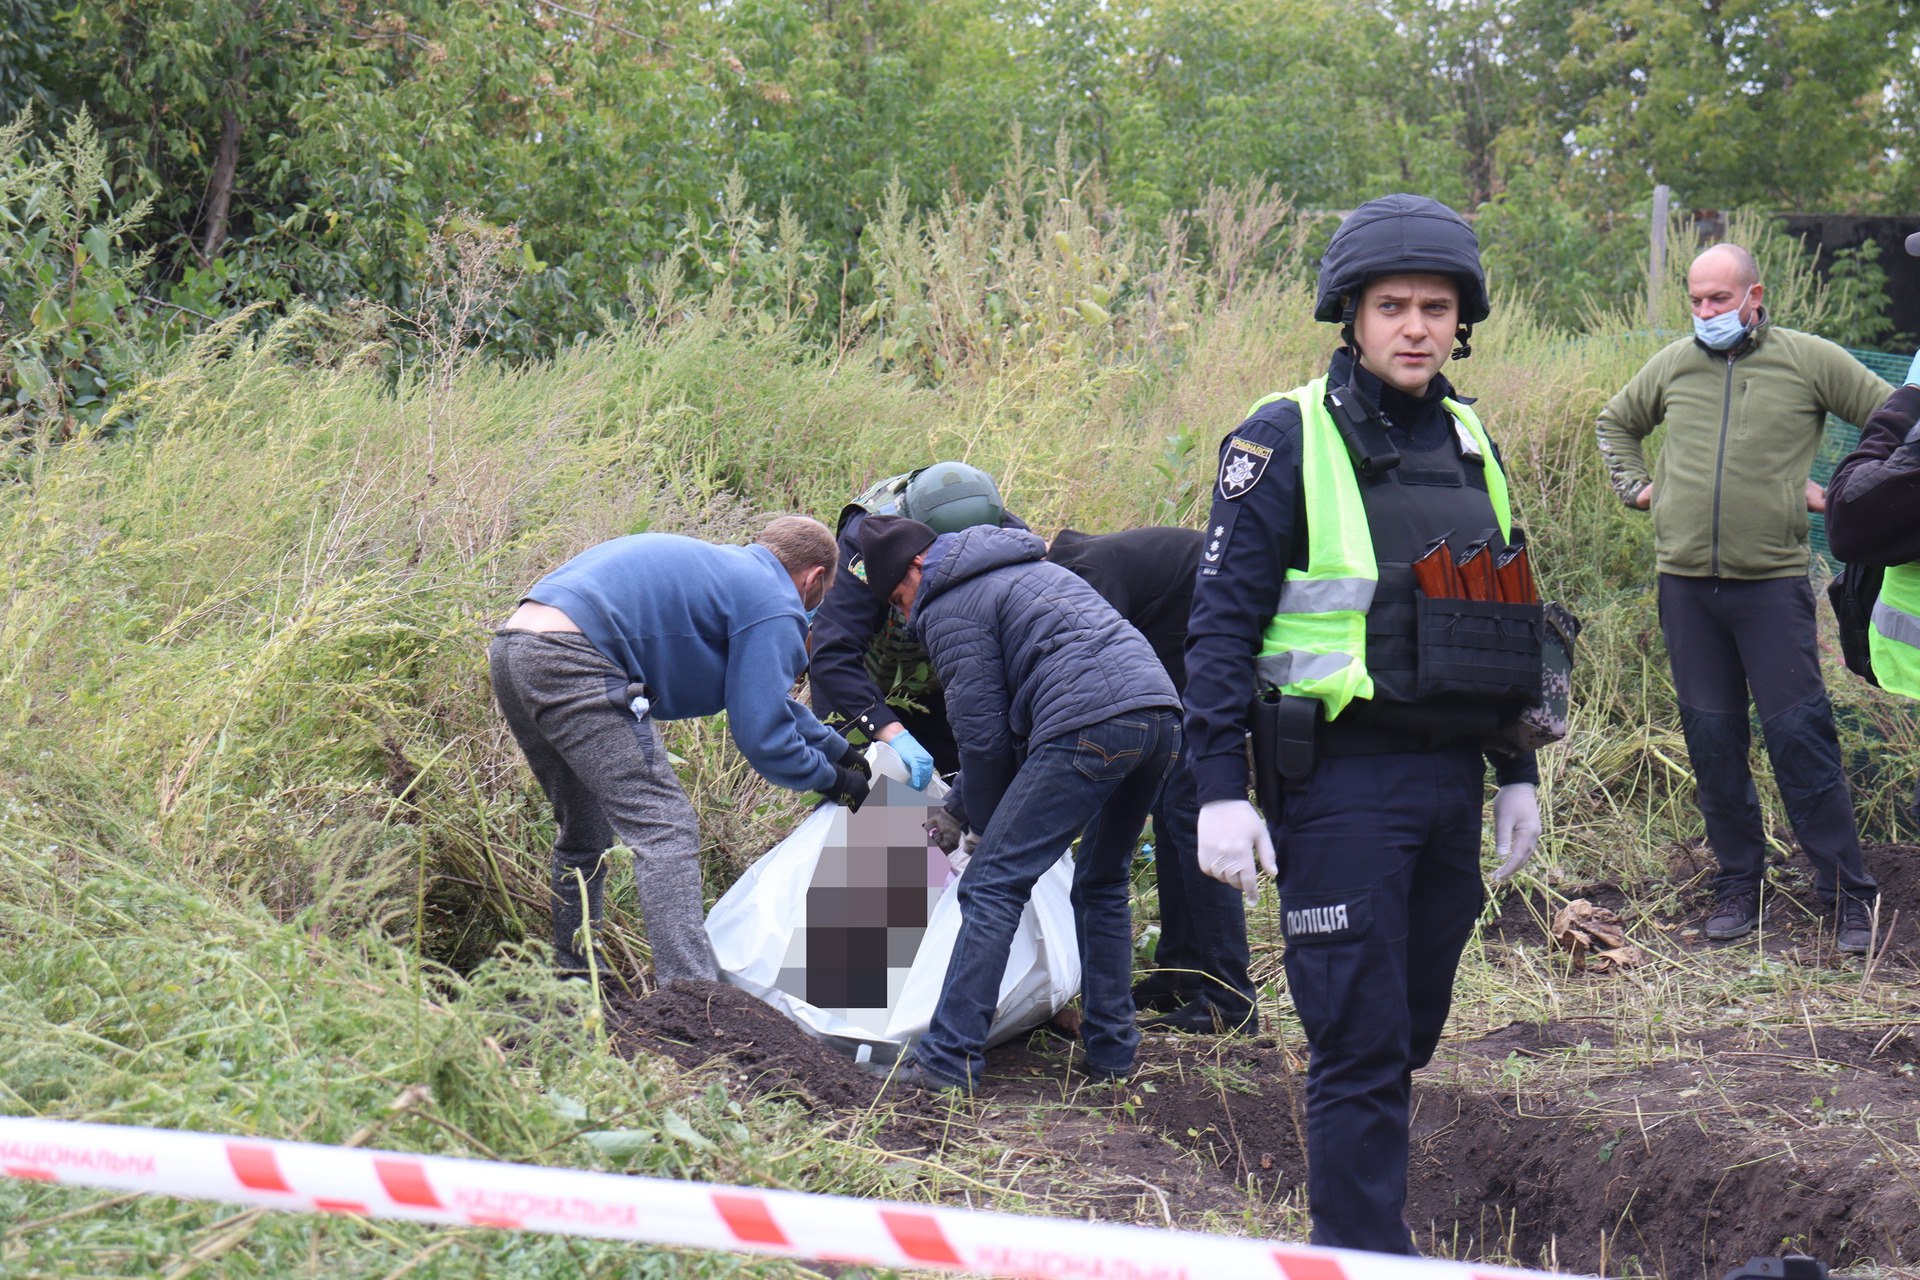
xmin=1072 ymin=717 xmax=1150 ymax=782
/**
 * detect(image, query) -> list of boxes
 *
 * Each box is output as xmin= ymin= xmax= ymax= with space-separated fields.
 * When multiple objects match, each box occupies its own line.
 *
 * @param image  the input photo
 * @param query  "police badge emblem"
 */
xmin=848 ymin=554 xmax=868 ymax=583
xmin=1218 ymin=437 xmax=1273 ymax=499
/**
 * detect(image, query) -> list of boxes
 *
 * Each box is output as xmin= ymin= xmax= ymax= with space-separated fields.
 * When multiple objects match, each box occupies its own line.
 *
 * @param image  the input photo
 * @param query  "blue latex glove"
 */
xmin=886 ymin=728 xmax=936 ymax=790
xmin=1906 ymin=347 xmax=1920 ymax=388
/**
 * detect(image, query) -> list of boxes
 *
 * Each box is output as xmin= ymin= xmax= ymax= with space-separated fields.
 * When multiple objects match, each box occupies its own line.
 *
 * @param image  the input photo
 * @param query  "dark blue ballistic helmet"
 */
xmin=1313 ymin=194 xmax=1490 ymax=325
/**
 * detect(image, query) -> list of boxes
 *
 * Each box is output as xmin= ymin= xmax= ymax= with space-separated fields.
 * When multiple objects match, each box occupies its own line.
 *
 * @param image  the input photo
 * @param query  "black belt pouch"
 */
xmin=1415 ymin=596 xmax=1544 ymax=702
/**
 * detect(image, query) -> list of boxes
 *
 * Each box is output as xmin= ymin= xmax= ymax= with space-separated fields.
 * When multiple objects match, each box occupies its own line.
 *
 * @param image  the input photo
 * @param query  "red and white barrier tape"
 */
xmin=1 ymin=1116 xmax=1562 ymax=1280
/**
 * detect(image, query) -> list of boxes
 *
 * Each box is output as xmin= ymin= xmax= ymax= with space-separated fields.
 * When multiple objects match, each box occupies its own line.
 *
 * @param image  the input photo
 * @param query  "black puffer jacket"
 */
xmin=1827 ymin=384 xmax=1920 ymax=565
xmin=910 ymin=526 xmax=1178 ymax=832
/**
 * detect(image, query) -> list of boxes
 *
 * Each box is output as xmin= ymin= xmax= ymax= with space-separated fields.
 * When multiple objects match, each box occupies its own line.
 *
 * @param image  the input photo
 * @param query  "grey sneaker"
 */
xmin=1705 ymin=889 xmax=1761 ymax=940
xmin=1835 ymin=897 xmax=1878 ymax=955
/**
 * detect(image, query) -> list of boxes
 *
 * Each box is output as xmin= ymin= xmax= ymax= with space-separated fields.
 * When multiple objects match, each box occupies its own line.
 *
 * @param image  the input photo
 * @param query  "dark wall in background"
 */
xmin=1781 ymin=216 xmax=1920 ymax=347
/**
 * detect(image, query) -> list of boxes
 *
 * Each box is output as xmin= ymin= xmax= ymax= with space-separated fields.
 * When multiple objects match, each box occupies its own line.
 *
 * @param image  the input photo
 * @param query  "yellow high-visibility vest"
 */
xmin=1252 ymin=377 xmax=1511 ymax=719
xmin=1869 ymin=562 xmax=1920 ymax=699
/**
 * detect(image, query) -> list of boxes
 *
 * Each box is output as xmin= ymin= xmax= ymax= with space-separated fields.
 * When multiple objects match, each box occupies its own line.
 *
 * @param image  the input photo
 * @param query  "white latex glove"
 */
xmin=1491 ymin=783 xmax=1542 ymax=883
xmin=1197 ymin=799 xmax=1277 ymax=904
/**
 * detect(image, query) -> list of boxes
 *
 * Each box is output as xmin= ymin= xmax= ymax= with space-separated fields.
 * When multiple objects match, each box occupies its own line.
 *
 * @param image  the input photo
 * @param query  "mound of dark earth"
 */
xmin=608 ymin=982 xmax=1920 ymax=1275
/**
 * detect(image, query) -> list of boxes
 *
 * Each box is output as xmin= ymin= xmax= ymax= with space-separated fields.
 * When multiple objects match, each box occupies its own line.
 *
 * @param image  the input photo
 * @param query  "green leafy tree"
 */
xmin=0 ymin=109 xmax=163 ymax=439
xmin=1105 ymin=0 xmax=1373 ymax=217
xmin=48 ymin=2 xmax=422 ymax=301
xmin=1553 ymin=0 xmax=1919 ymax=209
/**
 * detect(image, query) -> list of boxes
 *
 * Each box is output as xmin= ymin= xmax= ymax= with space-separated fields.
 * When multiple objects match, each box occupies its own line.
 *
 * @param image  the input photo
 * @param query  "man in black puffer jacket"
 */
xmin=1046 ymin=527 xmax=1256 ymax=1033
xmin=854 ymin=515 xmax=1181 ymax=1091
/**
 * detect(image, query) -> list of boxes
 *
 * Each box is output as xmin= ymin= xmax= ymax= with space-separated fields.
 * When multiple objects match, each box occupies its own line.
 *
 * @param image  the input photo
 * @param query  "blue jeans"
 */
xmin=915 ymin=707 xmax=1180 ymax=1085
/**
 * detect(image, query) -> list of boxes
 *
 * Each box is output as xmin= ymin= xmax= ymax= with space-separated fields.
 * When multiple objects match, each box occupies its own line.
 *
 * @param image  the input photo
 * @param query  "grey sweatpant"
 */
xmin=487 ymin=629 xmax=719 ymax=984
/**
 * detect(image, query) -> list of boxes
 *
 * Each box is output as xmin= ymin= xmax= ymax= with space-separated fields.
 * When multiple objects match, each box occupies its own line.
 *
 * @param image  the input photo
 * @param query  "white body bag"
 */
xmin=705 ymin=744 xmax=1079 ymax=1062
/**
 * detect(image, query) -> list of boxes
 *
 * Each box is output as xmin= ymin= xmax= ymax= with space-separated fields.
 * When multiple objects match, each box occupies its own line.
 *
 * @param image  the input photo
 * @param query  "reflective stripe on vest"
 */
xmin=1869 ymin=562 xmax=1920 ymax=699
xmin=1252 ymin=377 xmax=1512 ymax=720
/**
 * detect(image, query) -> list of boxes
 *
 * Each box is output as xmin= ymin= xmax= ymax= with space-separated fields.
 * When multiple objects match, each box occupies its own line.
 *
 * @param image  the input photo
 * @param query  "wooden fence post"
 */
xmin=1648 ymin=183 xmax=1671 ymax=327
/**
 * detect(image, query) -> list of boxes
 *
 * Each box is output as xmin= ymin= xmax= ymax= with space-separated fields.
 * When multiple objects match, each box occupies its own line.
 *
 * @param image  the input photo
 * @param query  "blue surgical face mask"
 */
xmin=804 ymin=606 xmax=819 ymax=626
xmin=1694 ymin=288 xmax=1756 ymax=350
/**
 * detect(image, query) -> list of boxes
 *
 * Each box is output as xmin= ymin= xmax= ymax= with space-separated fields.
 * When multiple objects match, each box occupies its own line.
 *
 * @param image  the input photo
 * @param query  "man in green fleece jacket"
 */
xmin=1597 ymin=243 xmax=1893 ymax=955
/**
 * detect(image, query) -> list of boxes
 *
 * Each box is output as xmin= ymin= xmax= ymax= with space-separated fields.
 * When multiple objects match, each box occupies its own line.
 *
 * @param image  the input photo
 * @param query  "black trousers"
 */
xmin=1657 ymin=574 xmax=1875 ymax=906
xmin=1275 ymin=747 xmax=1485 ymax=1255
xmin=1138 ymin=751 xmax=1255 ymax=1016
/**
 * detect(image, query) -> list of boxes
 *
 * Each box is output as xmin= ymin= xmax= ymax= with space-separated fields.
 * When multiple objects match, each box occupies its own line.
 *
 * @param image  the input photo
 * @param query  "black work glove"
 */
xmin=926 ymin=807 xmax=964 ymax=854
xmin=838 ymin=738 xmax=871 ymax=775
xmin=826 ymin=763 xmax=870 ymax=812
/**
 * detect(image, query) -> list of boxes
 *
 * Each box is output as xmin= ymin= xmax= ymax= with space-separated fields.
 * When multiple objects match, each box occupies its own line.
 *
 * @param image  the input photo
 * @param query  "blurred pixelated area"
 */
xmin=776 ymin=774 xmax=953 ymax=1016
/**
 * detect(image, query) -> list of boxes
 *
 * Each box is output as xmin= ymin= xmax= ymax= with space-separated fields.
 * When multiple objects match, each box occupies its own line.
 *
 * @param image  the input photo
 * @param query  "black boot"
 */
xmin=1705 ymin=887 xmax=1761 ymax=940
xmin=1140 ymin=997 xmax=1260 ymax=1035
xmin=1834 ymin=896 xmax=1879 ymax=955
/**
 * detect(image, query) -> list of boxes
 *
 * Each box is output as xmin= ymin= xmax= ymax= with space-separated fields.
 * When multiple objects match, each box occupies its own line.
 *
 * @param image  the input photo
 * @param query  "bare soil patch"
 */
xmin=608 ymin=844 xmax=1920 ymax=1277
xmin=1412 ymin=1022 xmax=1920 ymax=1275
xmin=607 ymin=982 xmax=885 ymax=1112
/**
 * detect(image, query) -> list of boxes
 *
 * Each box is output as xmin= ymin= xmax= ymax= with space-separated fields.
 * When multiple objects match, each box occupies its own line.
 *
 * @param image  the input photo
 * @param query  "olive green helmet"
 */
xmin=900 ymin=461 xmax=1004 ymax=534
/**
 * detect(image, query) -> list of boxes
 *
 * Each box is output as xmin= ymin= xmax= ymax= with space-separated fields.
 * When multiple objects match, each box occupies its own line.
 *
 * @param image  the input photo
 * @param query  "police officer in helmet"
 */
xmin=810 ymin=462 xmax=1025 ymax=785
xmin=1183 ymin=194 xmax=1546 ymax=1253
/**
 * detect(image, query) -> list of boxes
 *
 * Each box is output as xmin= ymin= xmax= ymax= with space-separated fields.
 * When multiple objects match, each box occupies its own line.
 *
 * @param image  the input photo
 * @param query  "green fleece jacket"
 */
xmin=1596 ymin=314 xmax=1893 ymax=579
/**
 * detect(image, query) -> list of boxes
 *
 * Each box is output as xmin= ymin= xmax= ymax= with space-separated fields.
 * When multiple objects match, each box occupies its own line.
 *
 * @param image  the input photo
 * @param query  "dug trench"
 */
xmin=602 ymin=844 xmax=1920 ymax=1277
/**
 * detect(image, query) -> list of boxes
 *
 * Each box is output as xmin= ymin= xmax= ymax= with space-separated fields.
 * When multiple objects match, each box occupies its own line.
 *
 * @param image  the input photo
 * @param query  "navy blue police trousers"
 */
xmin=1275 ymin=747 xmax=1485 ymax=1255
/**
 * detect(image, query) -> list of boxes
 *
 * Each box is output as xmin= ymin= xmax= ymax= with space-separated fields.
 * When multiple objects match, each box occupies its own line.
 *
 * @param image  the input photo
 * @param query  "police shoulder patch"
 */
xmin=848 ymin=554 xmax=868 ymax=583
xmin=1217 ymin=436 xmax=1274 ymax=499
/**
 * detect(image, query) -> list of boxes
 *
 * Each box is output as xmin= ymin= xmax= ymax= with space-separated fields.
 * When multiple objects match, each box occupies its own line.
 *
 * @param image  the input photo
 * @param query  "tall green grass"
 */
xmin=4 ymin=172 xmax=1916 ymax=1275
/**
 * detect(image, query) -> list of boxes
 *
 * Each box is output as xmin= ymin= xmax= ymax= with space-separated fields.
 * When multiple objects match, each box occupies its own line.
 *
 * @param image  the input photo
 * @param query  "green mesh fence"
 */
xmin=1810 ymin=346 xmax=1913 ymax=570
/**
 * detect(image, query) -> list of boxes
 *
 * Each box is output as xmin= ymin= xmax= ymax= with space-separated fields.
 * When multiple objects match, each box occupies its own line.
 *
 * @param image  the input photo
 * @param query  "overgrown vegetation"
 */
xmin=6 ymin=122 xmax=1920 ymax=1273
xmin=3 ymin=0 xmax=1917 ymax=437
xmin=5 ymin=7 xmax=1920 ymax=1273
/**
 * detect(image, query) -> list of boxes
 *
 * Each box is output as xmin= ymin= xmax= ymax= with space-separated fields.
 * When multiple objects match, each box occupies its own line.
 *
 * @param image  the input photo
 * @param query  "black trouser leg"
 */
xmin=1761 ymin=694 xmax=1876 ymax=905
xmin=1660 ymin=575 xmax=1778 ymax=895
xmin=1147 ymin=752 xmax=1254 ymax=1014
xmin=1661 ymin=573 xmax=1874 ymax=904
xmin=1277 ymin=748 xmax=1484 ymax=1255
xmin=1677 ymin=706 xmax=1769 ymax=894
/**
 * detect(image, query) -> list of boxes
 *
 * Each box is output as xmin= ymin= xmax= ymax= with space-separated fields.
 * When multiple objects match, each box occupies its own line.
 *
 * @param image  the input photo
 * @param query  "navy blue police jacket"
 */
xmin=1182 ymin=349 xmax=1539 ymax=806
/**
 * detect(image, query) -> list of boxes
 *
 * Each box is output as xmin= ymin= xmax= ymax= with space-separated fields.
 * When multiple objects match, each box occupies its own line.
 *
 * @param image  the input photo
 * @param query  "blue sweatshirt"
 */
xmin=526 ymin=534 xmax=847 ymax=792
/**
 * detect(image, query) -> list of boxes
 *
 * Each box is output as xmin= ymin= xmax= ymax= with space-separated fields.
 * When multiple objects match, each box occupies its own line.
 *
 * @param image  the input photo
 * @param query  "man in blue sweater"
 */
xmin=489 ymin=516 xmax=871 ymax=985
